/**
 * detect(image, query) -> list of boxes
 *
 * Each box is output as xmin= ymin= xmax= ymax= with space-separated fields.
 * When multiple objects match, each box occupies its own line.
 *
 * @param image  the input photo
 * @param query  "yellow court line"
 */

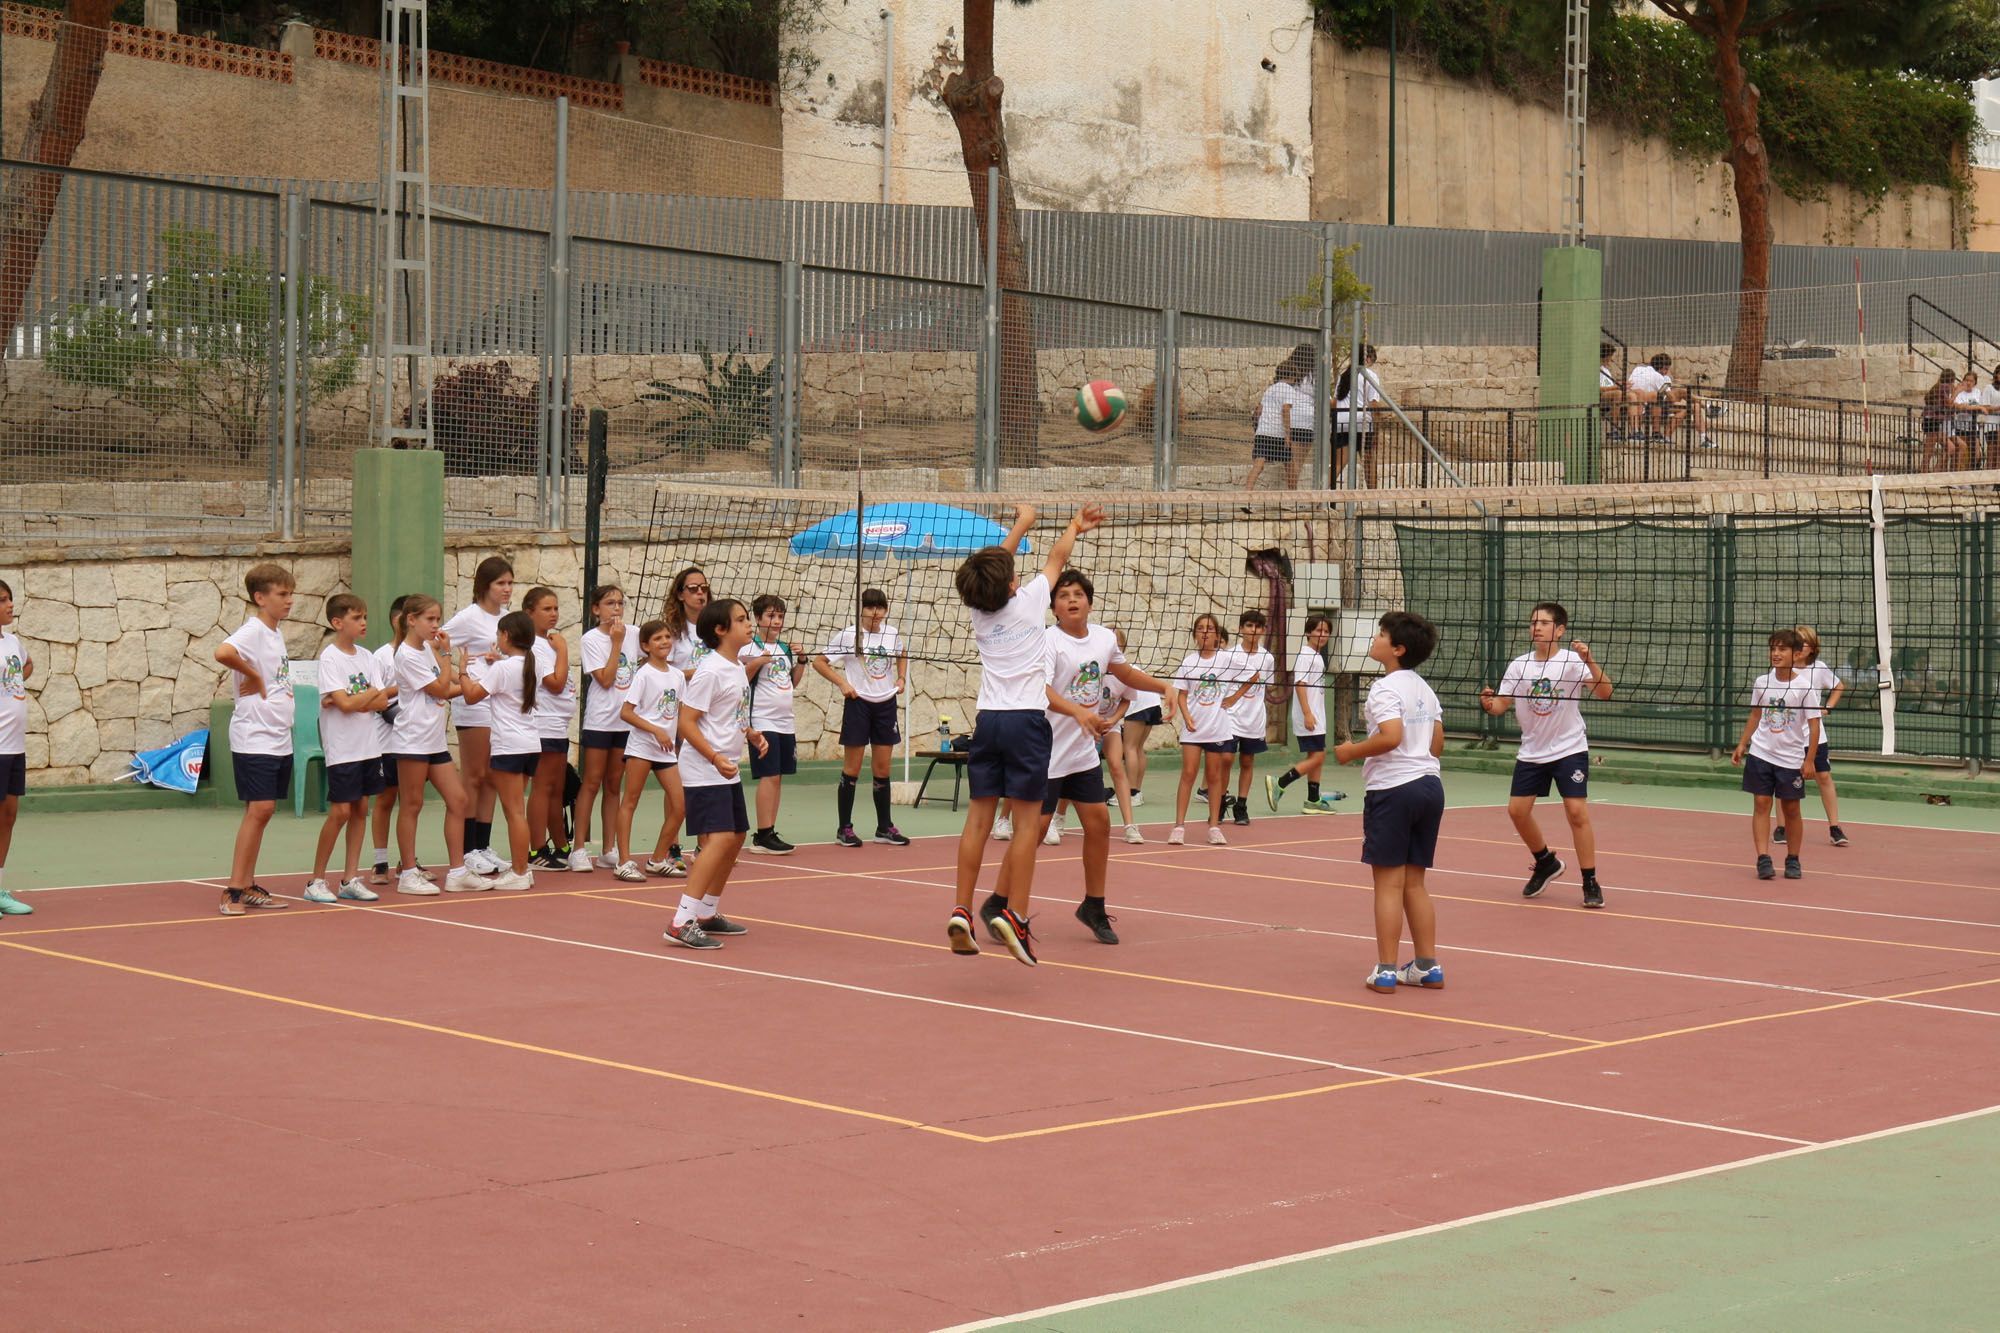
xmin=972 ymin=972 xmax=2000 ymax=1141
xmin=581 ymin=892 xmax=1601 ymax=1045
xmin=0 ymin=936 xmax=986 ymax=1142
xmin=1114 ymin=849 xmax=2000 ymax=960
xmin=1441 ymin=832 xmax=1999 ymax=894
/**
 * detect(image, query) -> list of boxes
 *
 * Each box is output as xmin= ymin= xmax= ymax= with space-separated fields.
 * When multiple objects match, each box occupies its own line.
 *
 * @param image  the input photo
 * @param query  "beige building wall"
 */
xmin=1312 ymin=38 xmax=1958 ymax=248
xmin=1970 ymin=168 xmax=2000 ymax=252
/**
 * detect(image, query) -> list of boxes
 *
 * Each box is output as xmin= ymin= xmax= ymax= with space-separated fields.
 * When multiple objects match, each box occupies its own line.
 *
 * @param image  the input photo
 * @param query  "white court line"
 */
xmin=932 ymin=1104 xmax=2000 ymax=1333
xmin=1588 ymin=797 xmax=2000 ymax=835
xmin=314 ymin=886 xmax=1807 ymax=1147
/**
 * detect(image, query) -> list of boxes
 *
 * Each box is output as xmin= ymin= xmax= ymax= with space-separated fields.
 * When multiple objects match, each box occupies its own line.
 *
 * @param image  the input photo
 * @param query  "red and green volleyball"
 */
xmin=1076 ymin=379 xmax=1127 ymax=431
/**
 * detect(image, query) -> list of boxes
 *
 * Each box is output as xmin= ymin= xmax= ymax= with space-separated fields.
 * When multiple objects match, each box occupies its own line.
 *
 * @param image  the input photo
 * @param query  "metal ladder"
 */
xmin=1560 ymin=0 xmax=1590 ymax=246
xmin=371 ymin=0 xmax=435 ymax=450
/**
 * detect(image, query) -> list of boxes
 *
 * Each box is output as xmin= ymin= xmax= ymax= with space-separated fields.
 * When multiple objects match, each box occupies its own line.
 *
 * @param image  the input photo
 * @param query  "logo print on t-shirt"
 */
xmin=863 ymin=643 xmax=893 ymax=681
xmin=275 ymin=653 xmax=293 ymax=695
xmin=1064 ymin=660 xmax=1103 ymax=705
xmin=1527 ymin=675 xmax=1559 ymax=716
xmin=614 ymin=653 xmax=635 ymax=689
xmin=1 ymin=654 xmax=22 ymax=700
xmin=347 ymin=671 xmax=370 ymax=696
xmin=1763 ymin=700 xmax=1791 ymax=731
xmin=658 ymin=688 xmax=679 ymax=721
xmin=1193 ymin=672 xmax=1222 ymax=706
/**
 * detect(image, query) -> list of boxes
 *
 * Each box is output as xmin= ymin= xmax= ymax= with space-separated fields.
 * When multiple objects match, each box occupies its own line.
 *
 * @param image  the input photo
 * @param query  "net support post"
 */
xmin=352 ymin=447 xmax=444 ymax=652
xmin=279 ymin=190 xmax=305 ymax=541
xmin=775 ymin=259 xmax=802 ymax=487
xmin=975 ymin=165 xmax=1001 ymax=491
xmin=1312 ymin=229 xmax=1334 ymax=488
xmin=1536 ymin=245 xmax=1602 ymax=484
xmin=1868 ymin=475 xmax=1898 ymax=756
xmin=543 ymin=95 xmax=573 ymax=531
xmin=1153 ymin=307 xmax=1179 ymax=490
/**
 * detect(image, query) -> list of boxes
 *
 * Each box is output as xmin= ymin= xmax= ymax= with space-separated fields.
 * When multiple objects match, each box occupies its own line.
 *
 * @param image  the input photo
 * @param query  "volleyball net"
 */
xmin=609 ymin=472 xmax=1997 ymax=765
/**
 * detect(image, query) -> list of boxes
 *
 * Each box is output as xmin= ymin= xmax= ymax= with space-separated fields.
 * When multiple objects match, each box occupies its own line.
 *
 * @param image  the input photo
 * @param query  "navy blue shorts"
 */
xmin=841 ymin=696 xmax=899 ymax=747
xmin=684 ymin=782 xmax=749 ymax=836
xmin=326 ymin=758 xmax=386 ymax=805
xmin=1186 ymin=738 xmax=1238 ymax=756
xmin=0 ymin=752 xmax=23 ymax=798
xmin=1042 ymin=764 xmax=1110 ymax=813
xmin=1252 ymin=434 xmax=1292 ymax=462
xmin=1511 ymin=752 xmax=1590 ymax=800
xmin=378 ymin=754 xmax=399 ymax=788
xmin=1298 ymin=734 xmax=1326 ymax=753
xmin=580 ymin=728 xmax=628 ymax=752
xmin=1234 ymin=736 xmax=1269 ymax=756
xmin=233 ymin=752 xmax=293 ymax=804
xmin=1126 ymin=707 xmax=1163 ymax=727
xmin=750 ymin=731 xmax=796 ymax=779
xmin=490 ymin=751 xmax=538 ymax=775
xmin=392 ymin=751 xmax=452 ymax=769
xmin=1813 ymin=741 xmax=1831 ymax=772
xmin=539 ymin=737 xmax=568 ymax=755
xmin=1742 ymin=753 xmax=1807 ymax=799
xmin=969 ymin=709 xmax=1053 ymax=802
xmin=1361 ymin=774 xmax=1446 ymax=867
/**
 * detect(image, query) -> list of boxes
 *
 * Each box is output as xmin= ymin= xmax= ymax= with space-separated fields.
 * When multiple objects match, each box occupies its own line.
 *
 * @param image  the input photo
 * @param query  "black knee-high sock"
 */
xmin=1307 ymin=781 xmax=1321 ymax=801
xmin=837 ymin=774 xmax=858 ymax=829
xmin=872 ymin=777 xmax=893 ymax=831
xmin=1277 ymin=767 xmax=1300 ymax=788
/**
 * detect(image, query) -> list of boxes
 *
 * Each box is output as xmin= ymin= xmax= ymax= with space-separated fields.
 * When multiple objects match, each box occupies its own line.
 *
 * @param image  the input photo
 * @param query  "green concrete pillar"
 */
xmin=351 ymin=448 xmax=444 ymax=650
xmin=1538 ymin=246 xmax=1604 ymax=484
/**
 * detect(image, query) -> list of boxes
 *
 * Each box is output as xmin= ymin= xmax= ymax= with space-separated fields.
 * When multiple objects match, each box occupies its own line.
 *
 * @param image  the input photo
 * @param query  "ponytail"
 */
xmin=497 ymin=610 xmax=538 ymax=715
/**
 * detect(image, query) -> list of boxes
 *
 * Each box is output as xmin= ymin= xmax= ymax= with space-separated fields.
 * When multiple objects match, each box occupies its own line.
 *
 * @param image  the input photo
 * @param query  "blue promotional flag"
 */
xmin=128 ymin=728 xmax=208 ymax=794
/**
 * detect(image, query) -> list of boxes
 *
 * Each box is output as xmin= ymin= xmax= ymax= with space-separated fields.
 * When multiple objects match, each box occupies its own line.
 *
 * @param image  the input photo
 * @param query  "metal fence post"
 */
xmin=280 ymin=191 xmax=304 ymax=541
xmin=1154 ymin=307 xmax=1178 ymax=489
xmin=776 ymin=259 xmax=801 ymax=487
xmin=1346 ymin=302 xmax=1363 ymax=487
xmin=976 ymin=164 xmax=1000 ymax=490
xmin=1313 ymin=227 xmax=1334 ymax=488
xmin=1761 ymin=394 xmax=1773 ymax=479
xmin=544 ymin=95 xmax=573 ymax=530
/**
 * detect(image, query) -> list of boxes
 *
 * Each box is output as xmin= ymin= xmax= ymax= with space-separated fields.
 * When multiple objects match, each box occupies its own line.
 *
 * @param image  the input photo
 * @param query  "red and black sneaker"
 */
xmin=990 ymin=907 xmax=1039 ymax=967
xmin=947 ymin=906 xmax=980 ymax=956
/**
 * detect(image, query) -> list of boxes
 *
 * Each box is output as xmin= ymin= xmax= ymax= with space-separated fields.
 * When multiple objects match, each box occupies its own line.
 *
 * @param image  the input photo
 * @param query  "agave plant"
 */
xmin=640 ymin=345 xmax=772 ymax=463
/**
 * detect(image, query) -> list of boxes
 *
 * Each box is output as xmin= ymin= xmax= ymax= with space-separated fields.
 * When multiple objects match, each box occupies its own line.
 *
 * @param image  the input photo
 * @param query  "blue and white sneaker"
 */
xmin=1396 ymin=960 xmax=1445 ymax=989
xmin=1365 ymin=964 xmax=1398 ymax=994
xmin=301 ymin=879 xmax=338 ymax=904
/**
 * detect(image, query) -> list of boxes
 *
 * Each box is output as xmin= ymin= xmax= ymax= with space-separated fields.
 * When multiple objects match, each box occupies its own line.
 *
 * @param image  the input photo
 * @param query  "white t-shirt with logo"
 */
xmin=824 ymin=624 xmax=903 ymax=702
xmin=0 ymin=631 xmax=29 ymax=754
xmin=742 ymin=637 xmax=798 ymax=734
xmin=532 ymin=637 xmax=574 ymax=740
xmin=1174 ymin=649 xmax=1236 ymax=745
xmin=1361 ymin=670 xmax=1443 ymax=792
xmin=622 ymin=662 xmax=684 ymax=765
xmin=580 ymin=625 xmax=641 ymax=733
xmin=442 ymin=603 xmax=501 ymax=728
xmin=469 ymin=655 xmax=541 ymax=758
xmin=317 ymin=642 xmax=386 ymax=767
xmin=1290 ymin=644 xmax=1327 ymax=738
xmin=670 ymin=624 xmax=710 ymax=674
xmin=1498 ymin=648 xmax=1593 ymax=764
xmin=1801 ymin=660 xmax=1839 ymax=742
xmin=1045 ymin=624 xmax=1124 ymax=779
xmin=971 ymin=573 xmax=1054 ymax=712
xmin=224 ymin=618 xmax=294 ymax=757
xmin=678 ymin=654 xmax=750 ymax=788
xmin=392 ymin=642 xmax=449 ymax=755
xmin=1226 ymin=645 xmax=1273 ymax=741
xmin=1748 ymin=672 xmax=1822 ymax=770
xmin=1255 ymin=381 xmax=1305 ymax=438
xmin=373 ymin=641 xmax=399 ymax=755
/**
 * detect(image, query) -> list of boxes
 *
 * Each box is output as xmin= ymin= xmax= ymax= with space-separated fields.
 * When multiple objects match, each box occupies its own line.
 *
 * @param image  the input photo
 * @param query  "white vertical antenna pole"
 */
xmin=1560 ymin=0 xmax=1590 ymax=245
xmin=372 ymin=0 xmax=435 ymax=450
xmin=1869 ymin=474 xmax=1898 ymax=755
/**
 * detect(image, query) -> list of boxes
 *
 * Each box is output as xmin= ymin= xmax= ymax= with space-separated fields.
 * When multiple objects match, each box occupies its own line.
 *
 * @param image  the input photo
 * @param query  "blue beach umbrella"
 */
xmin=787 ymin=502 xmax=1031 ymax=560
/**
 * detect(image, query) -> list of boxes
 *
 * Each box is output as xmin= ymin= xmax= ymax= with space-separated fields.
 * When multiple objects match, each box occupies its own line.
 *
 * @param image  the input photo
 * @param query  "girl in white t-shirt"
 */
xmin=307 ymin=594 xmax=396 ymax=903
xmin=1247 ymin=345 xmax=1313 ymax=492
xmin=575 ymin=584 xmax=640 ymax=871
xmin=522 ymin=587 xmax=573 ymax=869
xmin=368 ymin=595 xmax=411 ymax=885
xmin=390 ymin=595 xmax=492 ymax=895
xmin=664 ymin=565 xmax=711 ymax=674
xmin=614 ymin=620 xmax=686 ymax=883
xmin=1784 ymin=624 xmax=1848 ymax=847
xmin=456 ymin=611 xmax=542 ymax=891
xmin=1170 ymin=614 xmax=1256 ymax=847
xmin=442 ymin=555 xmax=514 ymax=874
xmin=1334 ymin=344 xmax=1385 ymax=489
xmin=0 ymin=580 xmax=33 ymax=917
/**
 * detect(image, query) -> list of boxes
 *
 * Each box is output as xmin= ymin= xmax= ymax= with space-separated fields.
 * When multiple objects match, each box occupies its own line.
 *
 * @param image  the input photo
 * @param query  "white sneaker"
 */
xmin=1125 ymin=825 xmax=1146 ymax=845
xmin=471 ymin=848 xmax=505 ymax=875
xmin=594 ymin=851 xmax=621 ymax=869
xmin=302 ymin=879 xmax=337 ymax=904
xmin=994 ymin=815 xmax=1013 ymax=841
xmin=1042 ymin=821 xmax=1063 ymax=846
xmin=337 ymin=878 xmax=379 ymax=901
xmin=417 ymin=866 xmax=439 ymax=883
xmin=1167 ymin=826 xmax=1185 ymax=846
xmin=566 ymin=849 xmax=594 ymax=872
xmin=613 ymin=860 xmax=646 ymax=883
xmin=397 ymin=868 xmax=439 ymax=896
xmin=489 ymin=869 xmax=535 ymax=892
xmin=444 ymin=867 xmax=495 ymax=893
xmin=1131 ymin=791 xmax=1145 ymax=807
xmin=1208 ymin=826 xmax=1228 ymax=846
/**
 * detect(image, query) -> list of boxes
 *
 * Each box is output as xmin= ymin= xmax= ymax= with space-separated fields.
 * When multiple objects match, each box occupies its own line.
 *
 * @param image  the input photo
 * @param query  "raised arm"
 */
xmin=1040 ymin=503 xmax=1106 ymax=587
xmin=1573 ymin=640 xmax=1613 ymax=701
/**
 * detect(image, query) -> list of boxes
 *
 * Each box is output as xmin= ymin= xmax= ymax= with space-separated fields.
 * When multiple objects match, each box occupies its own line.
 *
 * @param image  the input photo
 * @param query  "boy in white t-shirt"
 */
xmin=1334 ymin=611 xmax=1447 ymax=995
xmin=306 ymin=595 xmax=396 ymax=904
xmin=1776 ymin=624 xmax=1848 ymax=848
xmin=1732 ymin=628 xmax=1821 ymax=881
xmin=743 ymin=593 xmax=800 ymax=855
xmin=1477 ymin=601 xmax=1613 ymax=908
xmin=1222 ymin=609 xmax=1276 ymax=827
xmin=213 ymin=563 xmax=298 ymax=917
xmin=0 ymin=581 xmax=34 ymax=917
xmin=613 ymin=620 xmax=687 ymax=883
xmin=1268 ymin=613 xmax=1344 ymax=814
xmin=664 ymin=598 xmax=768 ymax=950
xmin=947 ymin=501 xmax=1102 ymax=965
xmin=813 ymin=587 xmax=908 ymax=848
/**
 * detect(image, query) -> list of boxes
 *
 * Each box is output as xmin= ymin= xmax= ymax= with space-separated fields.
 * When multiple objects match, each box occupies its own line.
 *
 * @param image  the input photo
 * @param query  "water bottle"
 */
xmin=938 ymin=716 xmax=953 ymax=752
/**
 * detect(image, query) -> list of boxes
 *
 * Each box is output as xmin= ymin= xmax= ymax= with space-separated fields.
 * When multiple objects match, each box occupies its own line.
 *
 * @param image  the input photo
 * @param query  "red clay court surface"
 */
xmin=2 ymin=802 xmax=1996 ymax=1329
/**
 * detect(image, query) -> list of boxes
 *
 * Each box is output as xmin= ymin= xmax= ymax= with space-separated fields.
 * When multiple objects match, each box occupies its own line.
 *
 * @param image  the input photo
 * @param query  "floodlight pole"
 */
xmin=372 ymin=0 xmax=435 ymax=450
xmin=1560 ymin=0 xmax=1589 ymax=245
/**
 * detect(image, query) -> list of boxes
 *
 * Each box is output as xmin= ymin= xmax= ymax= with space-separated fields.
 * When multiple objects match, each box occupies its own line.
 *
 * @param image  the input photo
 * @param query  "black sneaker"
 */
xmin=873 ymin=825 xmax=911 ymax=847
xmin=699 ymin=913 xmax=748 ymax=936
xmin=750 ymin=830 xmax=795 ymax=856
xmin=990 ymin=907 xmax=1039 ymax=966
xmin=1521 ymin=854 xmax=1564 ymax=898
xmin=1784 ymin=856 xmax=1802 ymax=880
xmin=1829 ymin=825 xmax=1849 ymax=847
xmin=979 ymin=891 xmax=1007 ymax=942
xmin=1772 ymin=825 xmax=1787 ymax=844
xmin=834 ymin=825 xmax=864 ymax=848
xmin=1232 ymin=799 xmax=1250 ymax=828
xmin=1582 ymin=880 xmax=1604 ymax=909
xmin=1076 ymin=898 xmax=1120 ymax=944
xmin=1757 ymin=854 xmax=1776 ymax=880
xmin=531 ymin=849 xmax=568 ymax=871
